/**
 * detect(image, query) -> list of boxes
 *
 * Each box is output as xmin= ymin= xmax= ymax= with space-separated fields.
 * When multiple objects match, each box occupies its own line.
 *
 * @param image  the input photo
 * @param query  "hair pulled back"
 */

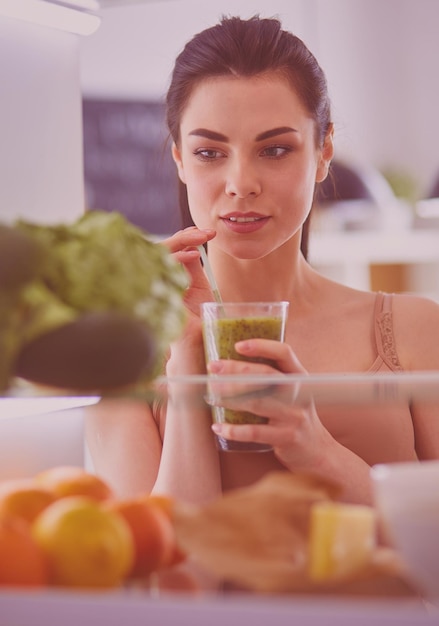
xmin=166 ymin=15 xmax=332 ymax=257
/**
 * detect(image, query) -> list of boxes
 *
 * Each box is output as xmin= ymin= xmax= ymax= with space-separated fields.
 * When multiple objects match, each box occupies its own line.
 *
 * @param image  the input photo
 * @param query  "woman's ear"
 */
xmin=315 ymin=124 xmax=334 ymax=183
xmin=172 ymin=142 xmax=186 ymax=184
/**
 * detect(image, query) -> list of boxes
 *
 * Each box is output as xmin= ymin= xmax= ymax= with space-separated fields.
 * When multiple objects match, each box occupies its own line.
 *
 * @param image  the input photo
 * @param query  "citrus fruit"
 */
xmin=308 ymin=501 xmax=377 ymax=581
xmin=35 ymin=466 xmax=113 ymax=501
xmin=0 ymin=479 xmax=56 ymax=524
xmin=106 ymin=495 xmax=176 ymax=578
xmin=147 ymin=494 xmax=186 ymax=566
xmin=0 ymin=516 xmax=49 ymax=587
xmin=32 ymin=496 xmax=134 ymax=588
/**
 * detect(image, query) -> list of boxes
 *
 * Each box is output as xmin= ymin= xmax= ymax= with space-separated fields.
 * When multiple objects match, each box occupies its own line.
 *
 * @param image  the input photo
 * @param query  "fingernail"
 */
xmin=235 ymin=340 xmax=251 ymax=352
xmin=207 ymin=361 xmax=223 ymax=373
xmin=211 ymin=424 xmax=222 ymax=434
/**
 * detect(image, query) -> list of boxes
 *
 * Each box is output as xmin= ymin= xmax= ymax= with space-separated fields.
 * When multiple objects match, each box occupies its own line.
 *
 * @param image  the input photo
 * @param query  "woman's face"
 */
xmin=172 ymin=73 xmax=332 ymax=259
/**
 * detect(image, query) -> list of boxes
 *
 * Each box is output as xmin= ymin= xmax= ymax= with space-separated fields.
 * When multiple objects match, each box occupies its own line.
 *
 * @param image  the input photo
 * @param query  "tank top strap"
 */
xmin=374 ymin=292 xmax=403 ymax=371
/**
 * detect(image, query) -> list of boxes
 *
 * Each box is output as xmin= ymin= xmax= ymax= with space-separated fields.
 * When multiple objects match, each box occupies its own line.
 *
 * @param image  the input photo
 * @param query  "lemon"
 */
xmin=309 ymin=501 xmax=376 ymax=581
xmin=32 ymin=496 xmax=134 ymax=588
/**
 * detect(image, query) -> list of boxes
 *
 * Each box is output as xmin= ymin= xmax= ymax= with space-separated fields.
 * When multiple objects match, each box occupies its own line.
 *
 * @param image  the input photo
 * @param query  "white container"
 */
xmin=371 ymin=460 xmax=439 ymax=601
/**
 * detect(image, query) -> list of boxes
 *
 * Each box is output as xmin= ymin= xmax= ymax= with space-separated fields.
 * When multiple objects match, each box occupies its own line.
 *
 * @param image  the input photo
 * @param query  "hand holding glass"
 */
xmin=201 ymin=301 xmax=289 ymax=452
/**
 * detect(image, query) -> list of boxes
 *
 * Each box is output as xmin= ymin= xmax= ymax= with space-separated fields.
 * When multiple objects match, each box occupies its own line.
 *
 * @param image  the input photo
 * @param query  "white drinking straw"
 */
xmin=198 ymin=245 xmax=223 ymax=304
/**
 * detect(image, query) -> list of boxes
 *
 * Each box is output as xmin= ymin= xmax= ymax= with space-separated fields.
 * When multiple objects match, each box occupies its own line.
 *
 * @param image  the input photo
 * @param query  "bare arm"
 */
xmin=84 ymin=375 xmax=222 ymax=505
xmin=84 ymin=399 xmax=163 ymax=498
xmin=394 ymin=295 xmax=439 ymax=460
xmin=85 ymin=228 xmax=222 ymax=502
xmin=152 ymin=227 xmax=222 ymax=503
xmin=152 ymin=390 xmax=222 ymax=504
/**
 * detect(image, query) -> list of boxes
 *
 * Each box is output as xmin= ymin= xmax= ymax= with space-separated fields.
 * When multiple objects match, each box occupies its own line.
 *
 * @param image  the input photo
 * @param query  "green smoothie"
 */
xmin=203 ymin=315 xmax=284 ymax=426
xmin=209 ymin=316 xmax=283 ymax=364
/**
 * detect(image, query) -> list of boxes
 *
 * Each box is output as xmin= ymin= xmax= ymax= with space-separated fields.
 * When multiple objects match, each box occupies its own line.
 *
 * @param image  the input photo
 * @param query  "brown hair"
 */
xmin=166 ymin=15 xmax=332 ymax=258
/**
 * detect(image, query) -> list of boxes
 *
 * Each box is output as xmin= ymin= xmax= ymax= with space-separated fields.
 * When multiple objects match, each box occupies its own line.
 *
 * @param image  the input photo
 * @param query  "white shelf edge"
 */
xmin=0 ymin=397 xmax=100 ymax=419
xmin=0 ymin=0 xmax=101 ymax=36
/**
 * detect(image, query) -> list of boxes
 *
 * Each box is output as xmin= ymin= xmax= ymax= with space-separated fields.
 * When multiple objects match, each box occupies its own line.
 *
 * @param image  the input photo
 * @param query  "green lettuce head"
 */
xmin=1 ymin=211 xmax=188 ymax=390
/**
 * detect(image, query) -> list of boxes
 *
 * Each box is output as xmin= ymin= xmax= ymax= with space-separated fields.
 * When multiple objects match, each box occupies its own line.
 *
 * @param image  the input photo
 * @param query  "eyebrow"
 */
xmin=256 ymin=126 xmax=298 ymax=141
xmin=188 ymin=126 xmax=298 ymax=142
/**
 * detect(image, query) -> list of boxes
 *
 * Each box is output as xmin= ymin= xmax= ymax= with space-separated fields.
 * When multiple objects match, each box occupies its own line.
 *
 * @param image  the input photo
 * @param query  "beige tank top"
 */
xmin=368 ymin=291 xmax=403 ymax=373
xmin=318 ymin=291 xmax=417 ymax=465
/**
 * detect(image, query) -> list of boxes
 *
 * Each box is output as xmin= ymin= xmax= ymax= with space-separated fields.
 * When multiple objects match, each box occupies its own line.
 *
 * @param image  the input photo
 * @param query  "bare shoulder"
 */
xmin=391 ymin=292 xmax=439 ymax=326
xmin=391 ymin=292 xmax=439 ymax=370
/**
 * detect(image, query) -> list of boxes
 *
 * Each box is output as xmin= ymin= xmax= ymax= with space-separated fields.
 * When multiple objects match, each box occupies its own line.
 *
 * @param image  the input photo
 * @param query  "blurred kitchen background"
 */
xmin=0 ymin=0 xmax=437 ymax=448
xmin=2 ymin=0 xmax=439 ymax=481
xmin=2 ymin=0 xmax=439 ymax=299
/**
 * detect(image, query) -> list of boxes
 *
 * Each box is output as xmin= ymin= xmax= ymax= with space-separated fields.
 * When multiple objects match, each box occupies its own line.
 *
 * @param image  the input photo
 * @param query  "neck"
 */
xmin=207 ymin=238 xmax=310 ymax=303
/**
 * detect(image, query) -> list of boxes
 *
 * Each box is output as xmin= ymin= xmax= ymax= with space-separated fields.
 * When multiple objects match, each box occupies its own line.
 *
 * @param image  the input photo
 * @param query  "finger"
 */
xmin=162 ymin=227 xmax=216 ymax=254
xmin=185 ymin=255 xmax=216 ymax=296
xmin=172 ymin=249 xmax=200 ymax=263
xmin=210 ymin=392 xmax=304 ymax=425
xmin=206 ymin=359 xmax=290 ymax=400
xmin=211 ymin=421 xmax=285 ymax=446
xmin=234 ymin=339 xmax=308 ymax=374
xmin=206 ymin=378 xmax=275 ymax=401
xmin=206 ymin=359 xmax=305 ymax=407
xmin=207 ymin=358 xmax=280 ymax=376
xmin=223 ymin=395 xmax=289 ymax=421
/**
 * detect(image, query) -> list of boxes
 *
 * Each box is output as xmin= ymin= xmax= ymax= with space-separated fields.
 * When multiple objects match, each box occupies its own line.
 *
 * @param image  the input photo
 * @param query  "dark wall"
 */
xmin=82 ymin=99 xmax=182 ymax=236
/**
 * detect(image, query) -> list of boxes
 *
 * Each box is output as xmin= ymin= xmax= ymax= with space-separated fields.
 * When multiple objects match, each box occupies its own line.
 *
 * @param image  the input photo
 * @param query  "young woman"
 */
xmin=86 ymin=15 xmax=439 ymax=507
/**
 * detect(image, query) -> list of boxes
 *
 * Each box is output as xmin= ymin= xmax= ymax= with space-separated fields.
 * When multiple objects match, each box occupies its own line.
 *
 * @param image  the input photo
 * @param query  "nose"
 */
xmin=224 ymin=158 xmax=262 ymax=198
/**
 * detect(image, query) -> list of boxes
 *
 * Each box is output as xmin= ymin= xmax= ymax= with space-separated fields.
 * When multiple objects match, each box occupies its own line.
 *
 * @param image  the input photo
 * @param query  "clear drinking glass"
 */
xmin=201 ymin=301 xmax=289 ymax=452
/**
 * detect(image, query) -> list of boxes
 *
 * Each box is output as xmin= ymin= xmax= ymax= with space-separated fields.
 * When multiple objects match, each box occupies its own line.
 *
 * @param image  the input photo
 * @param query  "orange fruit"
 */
xmin=106 ymin=496 xmax=176 ymax=579
xmin=147 ymin=494 xmax=187 ymax=566
xmin=0 ymin=516 xmax=49 ymax=587
xmin=146 ymin=494 xmax=175 ymax=518
xmin=35 ymin=466 xmax=113 ymax=502
xmin=0 ymin=479 xmax=56 ymax=524
xmin=32 ymin=496 xmax=134 ymax=588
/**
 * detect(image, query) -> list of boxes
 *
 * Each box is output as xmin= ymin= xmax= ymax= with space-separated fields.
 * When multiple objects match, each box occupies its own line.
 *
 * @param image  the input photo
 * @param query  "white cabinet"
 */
xmin=309 ymin=228 xmax=439 ymax=301
xmin=0 ymin=0 xmax=100 ymax=224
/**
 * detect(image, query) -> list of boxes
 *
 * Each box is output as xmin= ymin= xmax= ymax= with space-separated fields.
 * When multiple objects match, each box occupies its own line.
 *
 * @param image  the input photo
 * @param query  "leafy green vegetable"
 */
xmin=0 ymin=211 xmax=188 ymax=390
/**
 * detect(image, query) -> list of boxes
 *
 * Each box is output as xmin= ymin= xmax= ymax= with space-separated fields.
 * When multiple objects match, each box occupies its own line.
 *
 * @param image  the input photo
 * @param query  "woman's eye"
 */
xmin=194 ymin=148 xmax=223 ymax=160
xmin=261 ymin=145 xmax=292 ymax=158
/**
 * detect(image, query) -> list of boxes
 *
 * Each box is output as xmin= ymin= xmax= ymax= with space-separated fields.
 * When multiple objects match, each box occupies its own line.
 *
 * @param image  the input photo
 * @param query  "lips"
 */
xmin=220 ymin=213 xmax=269 ymax=233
